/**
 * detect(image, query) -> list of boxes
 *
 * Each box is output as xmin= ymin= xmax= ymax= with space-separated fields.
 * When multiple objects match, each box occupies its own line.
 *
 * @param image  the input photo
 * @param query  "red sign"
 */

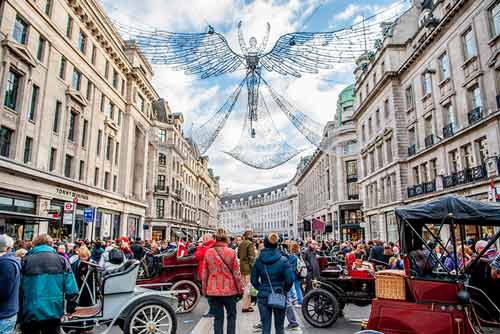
xmin=312 ymin=218 xmax=326 ymax=233
xmin=64 ymin=202 xmax=74 ymax=211
xmin=73 ymin=197 xmax=79 ymax=204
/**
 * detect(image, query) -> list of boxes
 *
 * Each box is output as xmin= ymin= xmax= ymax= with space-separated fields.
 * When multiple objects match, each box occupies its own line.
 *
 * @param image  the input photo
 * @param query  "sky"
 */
xmin=100 ymin=0 xmax=410 ymax=194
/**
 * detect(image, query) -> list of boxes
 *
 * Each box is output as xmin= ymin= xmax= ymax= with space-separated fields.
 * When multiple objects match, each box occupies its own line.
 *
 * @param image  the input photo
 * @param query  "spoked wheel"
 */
xmin=124 ymin=301 xmax=177 ymax=334
xmin=302 ymin=288 xmax=340 ymax=328
xmin=171 ymin=280 xmax=200 ymax=313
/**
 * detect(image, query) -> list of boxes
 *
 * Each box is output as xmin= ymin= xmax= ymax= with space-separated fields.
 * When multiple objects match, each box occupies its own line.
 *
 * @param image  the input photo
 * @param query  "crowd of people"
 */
xmin=0 ymin=229 xmax=499 ymax=334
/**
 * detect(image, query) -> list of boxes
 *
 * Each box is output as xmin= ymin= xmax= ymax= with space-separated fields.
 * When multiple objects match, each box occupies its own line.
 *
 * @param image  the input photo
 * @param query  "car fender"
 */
xmin=316 ymin=280 xmax=346 ymax=305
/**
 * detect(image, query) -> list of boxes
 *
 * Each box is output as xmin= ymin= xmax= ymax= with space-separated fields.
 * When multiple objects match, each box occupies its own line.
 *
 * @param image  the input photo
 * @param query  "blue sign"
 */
xmin=84 ymin=208 xmax=95 ymax=223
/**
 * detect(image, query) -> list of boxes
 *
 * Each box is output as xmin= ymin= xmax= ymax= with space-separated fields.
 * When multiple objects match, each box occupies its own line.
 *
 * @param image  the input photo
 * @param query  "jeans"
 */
xmin=294 ymin=280 xmax=303 ymax=304
xmin=286 ymin=288 xmax=299 ymax=327
xmin=21 ymin=319 xmax=61 ymax=334
xmin=258 ymin=300 xmax=286 ymax=334
xmin=210 ymin=295 xmax=238 ymax=334
xmin=0 ymin=314 xmax=16 ymax=334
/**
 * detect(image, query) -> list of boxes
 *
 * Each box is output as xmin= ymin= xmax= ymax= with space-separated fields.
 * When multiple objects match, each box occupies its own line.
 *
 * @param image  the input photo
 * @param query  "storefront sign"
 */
xmin=63 ymin=202 xmax=74 ymax=225
xmin=55 ymin=188 xmax=89 ymax=201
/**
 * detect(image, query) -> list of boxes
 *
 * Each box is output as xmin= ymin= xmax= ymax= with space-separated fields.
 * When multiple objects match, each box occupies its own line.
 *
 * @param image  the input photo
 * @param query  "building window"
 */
xmin=23 ymin=137 xmax=33 ymax=163
xmin=138 ymin=94 xmax=145 ymax=112
xmin=157 ymin=175 xmax=166 ymax=190
xmin=422 ymin=72 xmax=432 ymax=95
xmin=28 ymin=84 xmax=39 ymax=121
xmin=105 ymin=136 xmax=113 ymax=161
xmin=462 ymin=144 xmax=474 ymax=168
xmin=59 ymin=56 xmax=67 ymax=79
xmin=121 ymin=79 xmax=126 ymax=96
xmin=424 ymin=115 xmax=433 ymax=138
xmin=490 ymin=2 xmax=500 ymax=37
xmin=449 ymin=149 xmax=459 ymax=173
xmin=159 ymin=129 xmax=167 ymax=143
xmin=430 ymin=159 xmax=438 ymax=180
xmin=377 ymin=145 xmax=383 ymax=169
xmin=112 ymin=70 xmax=119 ymax=89
xmin=74 ymin=30 xmax=85 ymax=54
xmin=470 ymin=85 xmax=482 ymax=109
xmin=81 ymin=120 xmax=88 ymax=148
xmin=0 ymin=127 xmax=13 ymax=158
xmin=113 ymin=175 xmax=117 ymax=192
xmin=66 ymin=15 xmax=73 ymax=39
xmin=64 ymin=154 xmax=73 ymax=178
xmin=94 ymin=168 xmax=99 ymax=186
xmin=369 ymin=150 xmax=375 ymax=173
xmin=76 ymin=160 xmax=84 ymax=181
xmin=53 ymin=101 xmax=61 ymax=133
xmin=118 ymin=110 xmax=123 ymax=126
xmin=107 ymin=102 xmax=114 ymax=119
xmin=91 ymin=44 xmax=97 ymax=65
xmin=385 ymin=137 xmax=393 ymax=163
xmin=405 ymin=85 xmax=414 ymax=109
xmin=100 ymin=94 xmax=105 ymax=112
xmin=462 ymin=28 xmax=477 ymax=60
xmin=156 ymin=199 xmax=165 ymax=218
xmin=384 ymin=99 xmax=390 ymax=119
xmin=361 ymin=124 xmax=366 ymax=143
xmin=408 ymin=127 xmax=416 ymax=146
xmin=44 ymin=0 xmax=52 ymax=15
xmin=37 ymin=36 xmax=46 ymax=61
xmin=476 ymin=137 xmax=489 ymax=164
xmin=72 ymin=69 xmax=81 ymax=91
xmin=4 ymin=70 xmax=21 ymax=111
xmin=13 ymin=15 xmax=28 ymax=45
xmin=104 ymin=172 xmax=110 ymax=190
xmin=114 ymin=142 xmax=119 ymax=165
xmin=67 ymin=111 xmax=77 ymax=142
xmin=413 ymin=166 xmax=420 ymax=185
xmin=438 ymin=53 xmax=450 ymax=81
xmin=159 ymin=153 xmax=166 ymax=166
xmin=49 ymin=148 xmax=57 ymax=171
xmin=97 ymin=130 xmax=102 ymax=156
xmin=375 ymin=109 xmax=380 ymax=129
xmin=444 ymin=103 xmax=456 ymax=127
xmin=105 ymin=60 xmax=110 ymax=79
xmin=86 ymin=81 xmax=93 ymax=100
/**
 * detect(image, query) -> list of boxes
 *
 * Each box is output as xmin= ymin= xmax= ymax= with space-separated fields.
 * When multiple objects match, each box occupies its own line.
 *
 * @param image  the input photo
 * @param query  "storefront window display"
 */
xmin=48 ymin=202 xmax=88 ymax=240
xmin=385 ymin=212 xmax=398 ymax=242
xmin=94 ymin=210 xmax=121 ymax=240
xmin=127 ymin=216 xmax=140 ymax=239
xmin=0 ymin=191 xmax=38 ymax=240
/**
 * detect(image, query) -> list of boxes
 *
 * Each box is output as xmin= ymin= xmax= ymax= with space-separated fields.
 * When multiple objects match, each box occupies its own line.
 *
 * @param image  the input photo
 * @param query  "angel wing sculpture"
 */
xmin=128 ymin=22 xmax=368 ymax=168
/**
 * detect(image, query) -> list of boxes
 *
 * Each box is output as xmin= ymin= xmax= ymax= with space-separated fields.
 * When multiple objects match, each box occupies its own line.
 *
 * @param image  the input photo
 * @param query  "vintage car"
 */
xmin=61 ymin=260 xmax=181 ymax=334
xmin=302 ymin=251 xmax=376 ymax=327
xmin=136 ymin=245 xmax=200 ymax=313
xmin=363 ymin=195 xmax=500 ymax=334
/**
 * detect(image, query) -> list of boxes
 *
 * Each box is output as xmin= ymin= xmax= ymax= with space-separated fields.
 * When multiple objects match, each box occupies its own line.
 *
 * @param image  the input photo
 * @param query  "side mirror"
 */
xmin=457 ymin=290 xmax=471 ymax=305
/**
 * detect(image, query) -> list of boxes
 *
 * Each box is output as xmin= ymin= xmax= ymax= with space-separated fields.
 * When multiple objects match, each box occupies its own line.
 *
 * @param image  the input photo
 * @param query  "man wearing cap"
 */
xmin=0 ymin=234 xmax=21 ymax=334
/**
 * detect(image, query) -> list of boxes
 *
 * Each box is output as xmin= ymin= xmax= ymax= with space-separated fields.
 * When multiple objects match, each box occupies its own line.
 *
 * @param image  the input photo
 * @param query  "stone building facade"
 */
xmin=0 ymin=0 xmax=220 ymax=241
xmin=295 ymin=84 xmax=362 ymax=241
xmin=219 ymin=183 xmax=298 ymax=239
xmin=148 ymin=99 xmax=220 ymax=241
xmin=353 ymin=0 xmax=500 ymax=241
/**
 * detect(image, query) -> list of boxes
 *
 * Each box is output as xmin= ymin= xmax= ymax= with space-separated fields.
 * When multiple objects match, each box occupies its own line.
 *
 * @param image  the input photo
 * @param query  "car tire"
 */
xmin=171 ymin=279 xmax=200 ymax=313
xmin=301 ymin=288 xmax=340 ymax=328
xmin=123 ymin=299 xmax=177 ymax=334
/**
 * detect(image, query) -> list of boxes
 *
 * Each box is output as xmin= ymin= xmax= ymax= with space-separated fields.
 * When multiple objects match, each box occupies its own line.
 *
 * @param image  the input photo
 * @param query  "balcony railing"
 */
xmin=467 ymin=107 xmax=483 ymax=125
xmin=443 ymin=123 xmax=454 ymax=139
xmin=424 ymin=134 xmax=435 ymax=148
xmin=443 ymin=165 xmax=486 ymax=188
xmin=407 ymin=179 xmax=436 ymax=198
xmin=408 ymin=144 xmax=417 ymax=157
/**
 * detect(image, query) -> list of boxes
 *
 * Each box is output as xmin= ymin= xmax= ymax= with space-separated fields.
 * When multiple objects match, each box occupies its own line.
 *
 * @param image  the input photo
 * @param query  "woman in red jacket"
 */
xmin=195 ymin=234 xmax=216 ymax=317
xmin=202 ymin=229 xmax=244 ymax=334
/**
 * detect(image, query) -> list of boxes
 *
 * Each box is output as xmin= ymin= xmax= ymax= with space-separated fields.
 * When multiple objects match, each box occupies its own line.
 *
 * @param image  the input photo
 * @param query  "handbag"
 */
xmin=214 ymin=247 xmax=243 ymax=299
xmin=263 ymin=265 xmax=287 ymax=309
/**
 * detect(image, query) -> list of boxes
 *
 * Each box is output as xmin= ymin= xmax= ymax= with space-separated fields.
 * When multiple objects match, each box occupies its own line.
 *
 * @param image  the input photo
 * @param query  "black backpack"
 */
xmin=108 ymin=248 xmax=124 ymax=264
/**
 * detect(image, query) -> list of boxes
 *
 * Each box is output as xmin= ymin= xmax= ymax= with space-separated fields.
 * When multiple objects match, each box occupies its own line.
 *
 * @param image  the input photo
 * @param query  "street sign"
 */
xmin=63 ymin=212 xmax=73 ymax=225
xmin=73 ymin=197 xmax=79 ymax=204
xmin=64 ymin=202 xmax=75 ymax=212
xmin=83 ymin=208 xmax=95 ymax=223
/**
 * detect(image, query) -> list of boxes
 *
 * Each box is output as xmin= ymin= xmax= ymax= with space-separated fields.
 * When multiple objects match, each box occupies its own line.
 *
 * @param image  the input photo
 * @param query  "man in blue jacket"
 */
xmin=0 ymin=234 xmax=21 ymax=334
xmin=20 ymin=234 xmax=78 ymax=334
xmin=251 ymin=233 xmax=293 ymax=334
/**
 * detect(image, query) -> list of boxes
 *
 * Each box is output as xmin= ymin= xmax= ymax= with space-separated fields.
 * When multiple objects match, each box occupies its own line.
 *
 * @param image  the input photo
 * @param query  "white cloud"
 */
xmin=333 ymin=4 xmax=363 ymax=21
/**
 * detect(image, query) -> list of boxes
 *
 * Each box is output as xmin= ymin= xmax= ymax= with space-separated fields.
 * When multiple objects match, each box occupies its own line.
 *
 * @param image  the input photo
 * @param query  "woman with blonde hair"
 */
xmin=202 ymin=229 xmax=243 ymax=334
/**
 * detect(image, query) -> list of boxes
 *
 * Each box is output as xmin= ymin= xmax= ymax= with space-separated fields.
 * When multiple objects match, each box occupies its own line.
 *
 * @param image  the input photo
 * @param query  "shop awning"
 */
xmin=0 ymin=210 xmax=56 ymax=223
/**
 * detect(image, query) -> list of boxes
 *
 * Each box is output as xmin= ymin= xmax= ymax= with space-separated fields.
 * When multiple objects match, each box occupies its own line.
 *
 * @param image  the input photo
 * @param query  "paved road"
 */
xmin=99 ymin=298 xmax=368 ymax=334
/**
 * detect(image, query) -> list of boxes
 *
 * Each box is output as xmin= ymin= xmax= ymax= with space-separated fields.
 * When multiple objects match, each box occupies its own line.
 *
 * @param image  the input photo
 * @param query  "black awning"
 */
xmin=0 ymin=210 xmax=57 ymax=223
xmin=395 ymin=195 xmax=500 ymax=226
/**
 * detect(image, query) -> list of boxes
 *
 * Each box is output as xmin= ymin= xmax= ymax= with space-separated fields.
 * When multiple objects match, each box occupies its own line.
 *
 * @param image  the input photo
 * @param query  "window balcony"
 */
xmin=467 ymin=107 xmax=483 ymax=125
xmin=442 ymin=123 xmax=454 ymax=139
xmin=443 ymin=164 xmax=486 ymax=188
xmin=424 ymin=134 xmax=435 ymax=148
xmin=407 ymin=179 xmax=436 ymax=198
xmin=408 ymin=144 xmax=417 ymax=156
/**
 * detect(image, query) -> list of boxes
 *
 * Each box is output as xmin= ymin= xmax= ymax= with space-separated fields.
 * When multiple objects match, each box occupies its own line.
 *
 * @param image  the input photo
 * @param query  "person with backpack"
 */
xmin=98 ymin=242 xmax=125 ymax=271
xmin=251 ymin=233 xmax=293 ymax=334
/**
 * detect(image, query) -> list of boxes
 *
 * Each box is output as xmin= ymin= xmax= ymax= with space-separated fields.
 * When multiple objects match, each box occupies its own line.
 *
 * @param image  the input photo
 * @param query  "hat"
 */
xmin=491 ymin=254 xmax=500 ymax=270
xmin=0 ymin=234 xmax=14 ymax=252
xmin=264 ymin=233 xmax=279 ymax=249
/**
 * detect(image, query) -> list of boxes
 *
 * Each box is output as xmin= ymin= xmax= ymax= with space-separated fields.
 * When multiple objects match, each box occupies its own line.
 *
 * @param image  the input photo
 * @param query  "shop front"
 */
xmin=340 ymin=208 xmax=363 ymax=241
xmin=152 ymin=226 xmax=167 ymax=241
xmin=93 ymin=209 xmax=121 ymax=241
xmin=48 ymin=201 xmax=90 ymax=240
xmin=127 ymin=215 xmax=141 ymax=240
xmin=0 ymin=190 xmax=42 ymax=240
